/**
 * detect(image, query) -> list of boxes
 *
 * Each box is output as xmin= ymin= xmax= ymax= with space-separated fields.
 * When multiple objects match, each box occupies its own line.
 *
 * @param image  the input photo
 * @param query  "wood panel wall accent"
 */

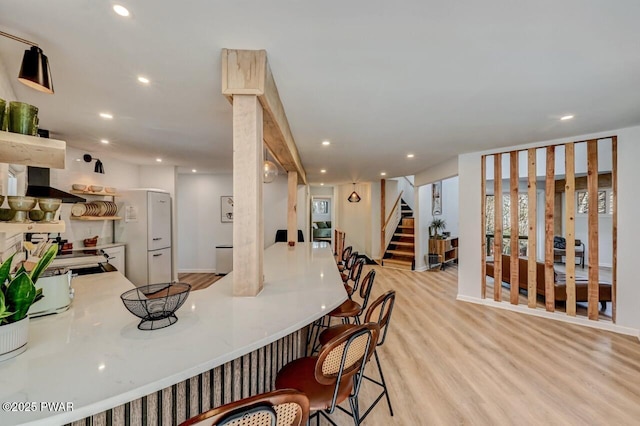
xmin=564 ymin=143 xmax=576 ymax=316
xmin=527 ymin=149 xmax=537 ymax=308
xmin=68 ymin=329 xmax=305 ymax=426
xmin=544 ymin=146 xmax=555 ymax=311
xmin=509 ymin=151 xmax=519 ymax=305
xmin=221 ymin=49 xmax=307 ymax=184
xmin=483 ymin=136 xmax=617 ymax=323
xmin=481 ymin=157 xmax=487 ymax=299
xmin=493 ymin=154 xmax=503 ymax=302
xmin=232 ymin=95 xmax=264 ymax=297
xmin=587 ymin=140 xmax=599 ymax=320
xmin=287 ymin=171 xmax=297 ymax=243
xmin=612 ymin=137 xmax=618 ymax=323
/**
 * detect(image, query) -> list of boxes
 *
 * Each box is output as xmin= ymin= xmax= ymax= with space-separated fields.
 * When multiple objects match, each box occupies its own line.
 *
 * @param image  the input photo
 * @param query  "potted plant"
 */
xmin=430 ymin=218 xmax=447 ymax=239
xmin=0 ymin=245 xmax=57 ymax=361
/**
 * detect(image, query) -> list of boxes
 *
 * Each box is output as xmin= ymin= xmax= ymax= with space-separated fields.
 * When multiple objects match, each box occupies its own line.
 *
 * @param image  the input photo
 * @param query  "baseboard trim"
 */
xmin=414 ymin=266 xmax=427 ymax=272
xmin=178 ymin=269 xmax=217 ymax=274
xmin=456 ymin=294 xmax=640 ymax=339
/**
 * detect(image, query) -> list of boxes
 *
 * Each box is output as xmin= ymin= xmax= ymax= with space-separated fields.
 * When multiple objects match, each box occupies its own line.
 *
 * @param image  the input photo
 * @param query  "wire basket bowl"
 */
xmin=120 ymin=283 xmax=191 ymax=330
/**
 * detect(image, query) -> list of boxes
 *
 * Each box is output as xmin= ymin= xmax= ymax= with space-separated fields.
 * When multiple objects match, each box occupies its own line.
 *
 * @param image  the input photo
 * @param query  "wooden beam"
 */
xmin=612 ymin=136 xmax=618 ymax=323
xmin=544 ymin=146 xmax=555 ymax=312
xmin=527 ymin=149 xmax=537 ymax=308
xmin=0 ymin=131 xmax=66 ymax=169
xmin=493 ymin=154 xmax=502 ymax=302
xmin=554 ymin=172 xmax=612 ymax=192
xmin=510 ymin=151 xmax=519 ymax=305
xmin=222 ymin=49 xmax=307 ymax=185
xmin=232 ymin=95 xmax=264 ymax=297
xmin=287 ymin=171 xmax=297 ymax=243
xmin=481 ymin=157 xmax=486 ymax=299
xmin=587 ymin=140 xmax=599 ymax=320
xmin=565 ymin=143 xmax=576 ymax=317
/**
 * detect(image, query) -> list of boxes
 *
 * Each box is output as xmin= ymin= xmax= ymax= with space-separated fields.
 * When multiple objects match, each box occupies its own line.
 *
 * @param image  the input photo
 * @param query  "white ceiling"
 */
xmin=1 ymin=0 xmax=639 ymax=185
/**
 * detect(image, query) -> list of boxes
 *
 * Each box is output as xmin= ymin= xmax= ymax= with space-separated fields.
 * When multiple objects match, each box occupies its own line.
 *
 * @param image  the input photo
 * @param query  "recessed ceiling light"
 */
xmin=113 ymin=5 xmax=130 ymax=17
xmin=99 ymin=112 xmax=113 ymax=119
xmin=320 ymin=169 xmax=326 ymax=173
xmin=320 ymin=183 xmax=324 ymax=186
xmin=156 ymin=158 xmax=162 ymax=162
xmin=137 ymin=76 xmax=150 ymax=84
xmin=560 ymin=115 xmax=574 ymax=121
xmin=407 ymin=154 xmax=415 ymax=158
xmin=322 ymin=140 xmax=330 ymax=146
xmin=75 ymin=158 xmax=81 ymax=162
xmin=100 ymin=139 xmax=109 ymax=144
xmin=381 ymin=172 xmax=387 ymax=176
xmin=192 ymin=169 xmax=197 ymax=173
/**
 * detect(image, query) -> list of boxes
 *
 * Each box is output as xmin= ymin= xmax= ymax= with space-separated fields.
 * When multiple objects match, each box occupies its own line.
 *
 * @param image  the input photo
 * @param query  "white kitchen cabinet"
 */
xmin=103 ymin=245 xmax=126 ymax=275
xmin=148 ymin=247 xmax=172 ymax=284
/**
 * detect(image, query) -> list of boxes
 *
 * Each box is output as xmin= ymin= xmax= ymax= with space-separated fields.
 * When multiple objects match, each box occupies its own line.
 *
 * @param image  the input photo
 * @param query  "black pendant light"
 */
xmin=347 ymin=183 xmax=361 ymax=203
xmin=0 ymin=31 xmax=54 ymax=94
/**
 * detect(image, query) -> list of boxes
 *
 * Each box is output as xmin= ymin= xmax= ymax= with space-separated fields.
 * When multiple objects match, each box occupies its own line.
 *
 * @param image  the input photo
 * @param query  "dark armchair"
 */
xmin=553 ymin=236 xmax=585 ymax=268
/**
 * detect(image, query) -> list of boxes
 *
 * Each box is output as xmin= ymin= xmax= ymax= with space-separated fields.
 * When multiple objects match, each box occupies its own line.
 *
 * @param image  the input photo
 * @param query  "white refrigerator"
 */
xmin=116 ymin=189 xmax=173 ymax=287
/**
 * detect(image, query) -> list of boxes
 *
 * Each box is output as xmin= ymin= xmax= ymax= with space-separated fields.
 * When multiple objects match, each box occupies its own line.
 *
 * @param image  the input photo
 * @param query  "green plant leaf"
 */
xmin=30 ymin=244 xmax=58 ymax=284
xmin=0 ymin=290 xmax=14 ymax=324
xmin=5 ymin=272 xmax=36 ymax=323
xmin=0 ymin=253 xmax=16 ymax=286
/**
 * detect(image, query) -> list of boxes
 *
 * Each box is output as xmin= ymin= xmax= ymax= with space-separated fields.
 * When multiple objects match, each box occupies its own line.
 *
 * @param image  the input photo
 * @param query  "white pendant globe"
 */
xmin=263 ymin=160 xmax=278 ymax=183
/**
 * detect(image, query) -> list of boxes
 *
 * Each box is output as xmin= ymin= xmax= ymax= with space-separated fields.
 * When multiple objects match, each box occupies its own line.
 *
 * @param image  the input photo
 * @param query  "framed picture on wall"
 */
xmin=432 ymin=181 xmax=442 ymax=215
xmin=221 ymin=196 xmax=234 ymax=222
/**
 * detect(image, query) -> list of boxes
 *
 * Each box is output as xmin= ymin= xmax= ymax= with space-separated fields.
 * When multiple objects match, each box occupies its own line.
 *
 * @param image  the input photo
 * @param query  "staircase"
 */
xmin=382 ymin=199 xmax=415 ymax=270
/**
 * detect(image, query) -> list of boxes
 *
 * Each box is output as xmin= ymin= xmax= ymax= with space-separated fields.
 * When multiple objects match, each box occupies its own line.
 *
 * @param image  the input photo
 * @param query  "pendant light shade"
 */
xmin=18 ymin=46 xmax=54 ymax=94
xmin=263 ymin=160 xmax=278 ymax=183
xmin=347 ymin=183 xmax=361 ymax=203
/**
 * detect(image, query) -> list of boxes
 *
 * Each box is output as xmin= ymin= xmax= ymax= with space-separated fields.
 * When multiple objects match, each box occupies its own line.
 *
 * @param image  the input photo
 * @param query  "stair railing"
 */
xmin=381 ymin=191 xmax=404 ymax=256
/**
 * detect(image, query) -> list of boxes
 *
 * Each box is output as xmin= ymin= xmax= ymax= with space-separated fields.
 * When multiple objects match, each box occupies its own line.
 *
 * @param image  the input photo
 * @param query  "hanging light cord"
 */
xmin=0 ymin=30 xmax=38 ymax=47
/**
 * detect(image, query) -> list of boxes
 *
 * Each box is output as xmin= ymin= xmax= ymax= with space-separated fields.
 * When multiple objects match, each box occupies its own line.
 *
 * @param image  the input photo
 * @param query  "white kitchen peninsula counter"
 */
xmin=0 ymin=242 xmax=346 ymax=426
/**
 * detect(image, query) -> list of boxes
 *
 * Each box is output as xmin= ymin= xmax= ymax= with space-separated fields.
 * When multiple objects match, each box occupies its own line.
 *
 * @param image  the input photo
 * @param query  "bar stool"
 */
xmin=275 ymin=323 xmax=379 ymax=426
xmin=343 ymin=258 xmax=365 ymax=297
xmin=340 ymin=251 xmax=358 ymax=277
xmin=337 ymin=246 xmax=353 ymax=272
xmin=180 ymin=389 xmax=309 ymax=426
xmin=318 ymin=291 xmax=397 ymax=422
xmin=332 ymin=269 xmax=376 ymax=325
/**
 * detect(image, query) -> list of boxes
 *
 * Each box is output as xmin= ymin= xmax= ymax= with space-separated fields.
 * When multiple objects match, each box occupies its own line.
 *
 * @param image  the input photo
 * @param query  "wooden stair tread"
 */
xmin=386 ymin=249 xmax=414 ymax=256
xmin=390 ymin=241 xmax=414 ymax=247
xmin=397 ymin=225 xmax=413 ymax=229
xmin=393 ymin=233 xmax=414 ymax=238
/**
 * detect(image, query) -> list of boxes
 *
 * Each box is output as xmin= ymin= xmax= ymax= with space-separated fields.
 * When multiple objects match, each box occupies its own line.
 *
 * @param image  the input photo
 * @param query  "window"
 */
xmin=485 ymin=194 xmax=528 ymax=255
xmin=312 ymin=200 xmax=329 ymax=215
xmin=577 ymin=190 xmax=607 ymax=214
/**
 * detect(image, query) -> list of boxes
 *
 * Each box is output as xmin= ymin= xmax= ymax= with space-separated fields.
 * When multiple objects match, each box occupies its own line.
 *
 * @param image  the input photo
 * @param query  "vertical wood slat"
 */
xmin=527 ymin=149 xmax=537 ymax=308
xmin=493 ymin=154 xmax=503 ymax=302
xmin=544 ymin=146 xmax=555 ymax=312
xmin=287 ymin=171 xmax=298 ymax=243
xmin=510 ymin=151 xmax=519 ymax=305
xmin=481 ymin=156 xmax=487 ymax=299
xmin=612 ymin=136 xmax=618 ymax=323
xmin=587 ymin=140 xmax=599 ymax=320
xmin=565 ymin=144 xmax=576 ymax=316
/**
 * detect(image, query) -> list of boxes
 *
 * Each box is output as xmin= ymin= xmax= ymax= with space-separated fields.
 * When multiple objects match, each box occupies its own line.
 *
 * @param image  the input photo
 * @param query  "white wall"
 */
xmin=458 ymin=126 xmax=640 ymax=334
xmin=176 ymin=173 xmax=294 ymax=273
xmin=51 ymin=146 xmax=140 ymax=247
xmin=0 ymin=59 xmax=17 ymax=102
xmin=335 ymin=182 xmax=374 ymax=258
xmin=415 ymin=157 xmax=458 ymax=187
xmin=393 ymin=176 xmax=415 ymax=210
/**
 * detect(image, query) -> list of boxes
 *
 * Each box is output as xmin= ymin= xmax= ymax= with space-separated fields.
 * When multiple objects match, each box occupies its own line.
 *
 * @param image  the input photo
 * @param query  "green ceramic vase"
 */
xmin=0 ymin=99 xmax=6 ymax=131
xmin=8 ymin=102 xmax=38 ymax=136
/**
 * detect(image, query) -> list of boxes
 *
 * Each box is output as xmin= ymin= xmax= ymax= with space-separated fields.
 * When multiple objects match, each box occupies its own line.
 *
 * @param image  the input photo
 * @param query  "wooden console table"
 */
xmin=428 ymin=237 xmax=458 ymax=269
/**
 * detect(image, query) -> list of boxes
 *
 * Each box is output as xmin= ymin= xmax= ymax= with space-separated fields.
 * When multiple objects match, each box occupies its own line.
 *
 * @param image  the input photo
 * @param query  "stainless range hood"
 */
xmin=26 ymin=167 xmax=86 ymax=203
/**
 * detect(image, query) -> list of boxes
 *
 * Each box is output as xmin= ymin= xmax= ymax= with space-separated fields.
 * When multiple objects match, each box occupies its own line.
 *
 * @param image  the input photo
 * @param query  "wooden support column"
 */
xmin=381 ymin=179 xmax=386 ymax=260
xmin=565 ymin=143 xmax=576 ymax=316
xmin=232 ymin=95 xmax=264 ymax=296
xmin=509 ymin=151 xmax=519 ymax=305
xmin=612 ymin=136 xmax=618 ymax=323
xmin=544 ymin=146 xmax=555 ymax=311
xmin=481 ymin=158 xmax=486 ymax=299
xmin=493 ymin=154 xmax=502 ymax=302
xmin=527 ymin=149 xmax=537 ymax=308
xmin=287 ymin=171 xmax=297 ymax=242
xmin=587 ymin=140 xmax=599 ymax=320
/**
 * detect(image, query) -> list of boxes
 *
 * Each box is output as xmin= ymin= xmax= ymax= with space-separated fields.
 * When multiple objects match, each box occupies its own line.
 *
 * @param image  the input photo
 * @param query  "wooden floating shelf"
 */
xmin=0 ymin=221 xmax=66 ymax=233
xmin=70 ymin=190 xmax=120 ymax=197
xmin=71 ymin=216 xmax=122 ymax=221
xmin=0 ymin=131 xmax=66 ymax=169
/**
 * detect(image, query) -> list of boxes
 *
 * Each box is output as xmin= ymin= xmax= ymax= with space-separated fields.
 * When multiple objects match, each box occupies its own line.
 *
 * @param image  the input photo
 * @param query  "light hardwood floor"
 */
xmin=177 ymin=273 xmax=223 ymax=291
xmin=325 ymin=264 xmax=640 ymax=425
